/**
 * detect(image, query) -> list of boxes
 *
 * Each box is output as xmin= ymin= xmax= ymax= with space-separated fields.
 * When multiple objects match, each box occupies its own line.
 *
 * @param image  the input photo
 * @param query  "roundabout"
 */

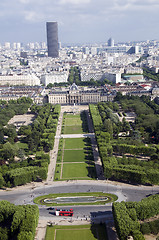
xmin=33 ymin=192 xmax=118 ymax=206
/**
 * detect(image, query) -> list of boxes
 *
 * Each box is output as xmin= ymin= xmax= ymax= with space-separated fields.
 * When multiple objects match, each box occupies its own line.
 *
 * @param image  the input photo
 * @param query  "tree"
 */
xmin=0 ymin=174 xmax=4 ymax=188
xmin=122 ymin=118 xmax=130 ymax=133
xmin=2 ymin=142 xmax=18 ymax=161
xmin=103 ymin=119 xmax=113 ymax=139
xmin=114 ymin=92 xmax=123 ymax=101
xmin=4 ymin=124 xmax=17 ymax=143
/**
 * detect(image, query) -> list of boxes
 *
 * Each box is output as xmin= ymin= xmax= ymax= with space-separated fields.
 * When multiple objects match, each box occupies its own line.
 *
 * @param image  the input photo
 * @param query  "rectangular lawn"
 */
xmin=63 ymin=125 xmax=84 ymax=134
xmin=62 ymin=163 xmax=90 ymax=179
xmin=63 ymin=150 xmax=86 ymax=162
xmin=64 ymin=138 xmax=86 ymax=149
xmin=55 ymin=229 xmax=96 ymax=240
xmin=45 ymin=225 xmax=108 ymax=240
xmin=63 ymin=114 xmax=80 ymax=118
xmin=64 ymin=118 xmax=82 ymax=126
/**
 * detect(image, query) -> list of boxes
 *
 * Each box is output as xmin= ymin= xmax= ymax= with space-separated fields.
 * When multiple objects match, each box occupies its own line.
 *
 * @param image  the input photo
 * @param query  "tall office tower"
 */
xmin=46 ymin=22 xmax=59 ymax=58
xmin=108 ymin=38 xmax=114 ymax=47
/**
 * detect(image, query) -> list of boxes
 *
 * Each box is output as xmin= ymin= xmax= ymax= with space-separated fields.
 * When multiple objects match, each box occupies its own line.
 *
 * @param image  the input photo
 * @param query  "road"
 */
xmin=0 ymin=181 xmax=158 ymax=218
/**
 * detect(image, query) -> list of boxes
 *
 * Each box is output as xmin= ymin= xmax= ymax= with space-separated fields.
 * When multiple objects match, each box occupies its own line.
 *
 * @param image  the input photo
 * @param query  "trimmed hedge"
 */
xmin=113 ymin=194 xmax=159 ymax=240
xmin=4 ymin=166 xmax=47 ymax=187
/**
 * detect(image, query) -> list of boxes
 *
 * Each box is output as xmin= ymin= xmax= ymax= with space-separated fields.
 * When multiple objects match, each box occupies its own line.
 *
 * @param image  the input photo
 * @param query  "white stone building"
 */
xmin=0 ymin=74 xmax=40 ymax=86
xmin=41 ymin=72 xmax=69 ymax=86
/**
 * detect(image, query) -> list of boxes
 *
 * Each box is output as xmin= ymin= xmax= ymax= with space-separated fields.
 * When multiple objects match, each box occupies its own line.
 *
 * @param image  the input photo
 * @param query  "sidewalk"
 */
xmin=47 ymin=111 xmax=63 ymax=182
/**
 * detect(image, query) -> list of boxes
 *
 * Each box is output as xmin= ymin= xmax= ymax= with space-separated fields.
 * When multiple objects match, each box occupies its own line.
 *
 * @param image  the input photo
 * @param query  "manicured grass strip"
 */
xmin=54 ymin=164 xmax=61 ymax=180
xmin=63 ymin=114 xmax=81 ymax=118
xmin=64 ymin=118 xmax=82 ymax=126
xmin=45 ymin=224 xmax=108 ymax=240
xmin=62 ymin=112 xmax=88 ymax=134
xmin=63 ymin=150 xmax=86 ymax=162
xmin=62 ymin=162 xmax=90 ymax=179
xmin=63 ymin=125 xmax=84 ymax=134
xmin=45 ymin=225 xmax=55 ymax=240
xmin=56 ymin=228 xmax=96 ymax=240
xmin=64 ymin=138 xmax=87 ymax=149
xmin=34 ymin=192 xmax=118 ymax=206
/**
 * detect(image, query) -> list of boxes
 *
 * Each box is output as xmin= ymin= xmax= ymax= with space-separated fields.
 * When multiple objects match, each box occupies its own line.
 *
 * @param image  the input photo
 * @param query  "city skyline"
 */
xmin=0 ymin=0 xmax=159 ymax=44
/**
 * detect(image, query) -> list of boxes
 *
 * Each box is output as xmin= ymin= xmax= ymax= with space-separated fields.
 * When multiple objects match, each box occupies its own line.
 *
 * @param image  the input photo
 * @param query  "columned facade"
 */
xmin=48 ymin=83 xmax=114 ymax=105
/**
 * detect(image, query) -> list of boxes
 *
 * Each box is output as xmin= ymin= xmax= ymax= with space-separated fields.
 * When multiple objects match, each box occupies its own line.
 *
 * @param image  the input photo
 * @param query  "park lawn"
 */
xmin=63 ymin=125 xmax=84 ymax=134
xmin=63 ymin=150 xmax=86 ymax=162
xmin=55 ymin=229 xmax=96 ymax=240
xmin=64 ymin=118 xmax=82 ymax=126
xmin=64 ymin=138 xmax=87 ymax=149
xmin=45 ymin=225 xmax=108 ymax=240
xmin=63 ymin=114 xmax=80 ymax=118
xmin=62 ymin=162 xmax=91 ymax=179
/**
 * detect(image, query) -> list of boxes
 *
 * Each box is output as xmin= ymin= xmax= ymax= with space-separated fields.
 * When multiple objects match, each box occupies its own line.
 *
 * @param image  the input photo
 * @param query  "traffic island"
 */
xmin=34 ymin=192 xmax=118 ymax=206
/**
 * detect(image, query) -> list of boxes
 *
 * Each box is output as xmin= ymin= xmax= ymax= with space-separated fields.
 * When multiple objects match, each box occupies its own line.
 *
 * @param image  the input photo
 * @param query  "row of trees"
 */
xmin=104 ymin=162 xmax=159 ymax=185
xmin=143 ymin=67 xmax=159 ymax=82
xmin=113 ymin=194 xmax=159 ymax=240
xmin=68 ymin=66 xmax=81 ymax=85
xmin=0 ymin=151 xmax=50 ymax=187
xmin=112 ymin=144 xmax=156 ymax=156
xmin=0 ymin=200 xmax=39 ymax=240
xmin=0 ymin=103 xmax=61 ymax=187
xmin=89 ymin=101 xmax=159 ymax=185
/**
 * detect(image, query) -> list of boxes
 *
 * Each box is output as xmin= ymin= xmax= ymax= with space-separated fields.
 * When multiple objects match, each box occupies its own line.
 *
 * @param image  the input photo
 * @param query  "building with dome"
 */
xmin=48 ymin=83 xmax=115 ymax=105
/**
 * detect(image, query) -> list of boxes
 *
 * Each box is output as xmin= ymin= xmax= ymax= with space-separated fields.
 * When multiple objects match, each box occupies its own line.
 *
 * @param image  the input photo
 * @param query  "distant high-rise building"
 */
xmin=17 ymin=43 xmax=21 ymax=49
xmin=41 ymin=42 xmax=47 ymax=49
xmin=108 ymin=38 xmax=114 ymax=47
xmin=4 ymin=42 xmax=10 ymax=49
xmin=46 ymin=22 xmax=59 ymax=58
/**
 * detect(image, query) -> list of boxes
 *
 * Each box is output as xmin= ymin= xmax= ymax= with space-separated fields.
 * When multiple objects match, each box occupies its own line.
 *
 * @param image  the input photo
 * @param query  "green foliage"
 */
xmin=143 ymin=67 xmax=159 ymax=82
xmin=113 ymin=194 xmax=159 ymax=240
xmin=140 ymin=219 xmax=159 ymax=235
xmin=4 ymin=166 xmax=47 ymax=187
xmin=2 ymin=142 xmax=18 ymax=161
xmin=0 ymin=173 xmax=4 ymax=188
xmin=136 ymin=194 xmax=159 ymax=220
xmin=0 ymin=201 xmax=39 ymax=240
xmin=17 ymin=231 xmax=33 ymax=240
xmin=140 ymin=222 xmax=151 ymax=235
xmin=112 ymin=144 xmax=156 ymax=156
xmin=0 ymin=227 xmax=8 ymax=240
xmin=131 ymin=230 xmax=145 ymax=240
xmin=113 ymin=201 xmax=140 ymax=240
xmin=90 ymin=96 xmax=159 ymax=185
xmin=68 ymin=66 xmax=81 ymax=85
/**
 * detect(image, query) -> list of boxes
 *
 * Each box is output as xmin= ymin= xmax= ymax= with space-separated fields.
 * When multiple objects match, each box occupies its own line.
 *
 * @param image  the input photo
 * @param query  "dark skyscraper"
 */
xmin=46 ymin=22 xmax=59 ymax=58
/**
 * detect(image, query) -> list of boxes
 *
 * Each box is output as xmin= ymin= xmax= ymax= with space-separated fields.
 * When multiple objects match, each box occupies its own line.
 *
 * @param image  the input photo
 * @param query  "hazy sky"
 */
xmin=0 ymin=0 xmax=159 ymax=44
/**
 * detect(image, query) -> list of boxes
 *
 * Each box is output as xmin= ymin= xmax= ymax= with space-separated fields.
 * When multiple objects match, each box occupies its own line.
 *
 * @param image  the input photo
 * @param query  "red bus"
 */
xmin=55 ymin=209 xmax=73 ymax=216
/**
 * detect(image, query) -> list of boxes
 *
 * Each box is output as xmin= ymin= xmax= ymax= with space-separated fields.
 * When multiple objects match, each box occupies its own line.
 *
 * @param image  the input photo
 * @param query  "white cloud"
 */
xmin=18 ymin=0 xmax=31 ymax=3
xmin=23 ymin=10 xmax=44 ymax=22
xmin=59 ymin=0 xmax=91 ymax=5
